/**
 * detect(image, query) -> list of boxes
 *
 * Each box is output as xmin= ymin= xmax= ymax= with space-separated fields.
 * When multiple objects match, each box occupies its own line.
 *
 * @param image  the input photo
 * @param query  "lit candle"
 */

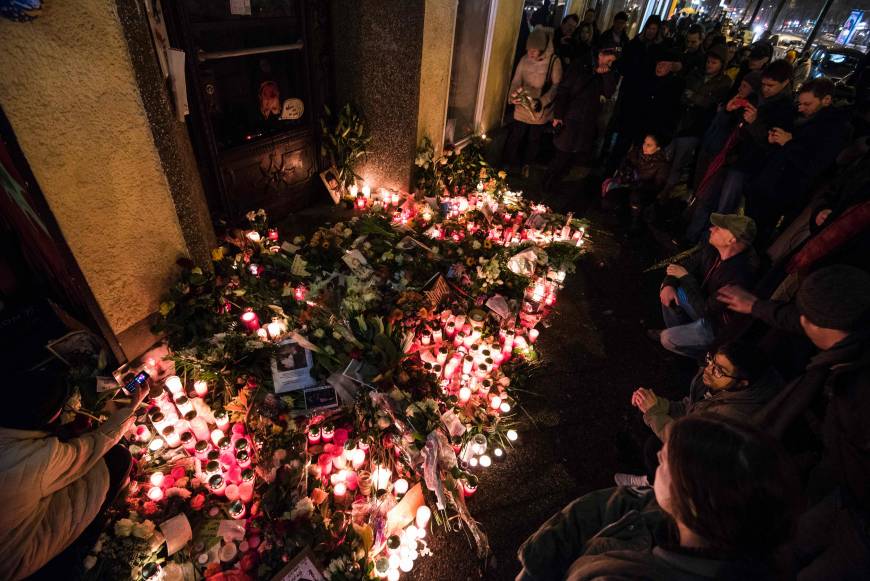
xmin=150 ymin=471 xmax=165 ymax=487
xmin=479 ymin=454 xmax=492 ymax=467
xmin=334 ymin=481 xmax=347 ymax=502
xmin=463 ymin=480 xmax=477 ymax=496
xmin=208 ymin=475 xmax=226 ymax=496
xmin=321 ymin=425 xmax=335 ymax=442
xmin=500 ymin=401 xmax=511 ymax=413
xmin=164 ymin=375 xmax=184 ymax=396
xmin=372 ymin=466 xmax=392 ymax=492
xmin=490 ymin=396 xmax=502 ymax=410
xmin=351 ymin=448 xmax=366 ymax=470
xmin=415 ymin=505 xmax=431 ymax=529
xmin=236 ymin=450 xmax=251 ymax=469
xmin=147 ymin=486 xmax=164 ymax=501
xmin=181 ymin=431 xmax=196 ymax=453
xmin=268 ymin=228 xmax=279 ymax=241
xmin=266 ymin=321 xmax=282 ymax=339
xmin=308 ymin=427 xmax=322 ymax=445
xmin=194 ymin=440 xmax=211 ymax=460
xmin=361 ymin=183 xmax=371 ymax=198
xmin=458 ymin=387 xmax=472 ymax=402
xmin=507 ymin=429 xmax=518 ymax=441
xmin=214 ymin=410 xmax=230 ymax=431
xmin=211 ymin=429 xmax=225 ymax=446
xmin=189 ymin=417 xmax=210 ymax=441
xmin=246 ymin=231 xmax=261 ymax=243
xmin=193 ymin=380 xmax=208 ymax=397
xmin=393 ymin=478 xmax=409 ymax=496
xmin=175 ymin=396 xmax=193 ymax=416
xmin=528 ymin=329 xmax=540 ymax=343
xmin=240 ymin=310 xmax=260 ymax=332
xmin=136 ymin=425 xmax=152 ymax=443
xmin=162 ymin=426 xmax=181 ymax=448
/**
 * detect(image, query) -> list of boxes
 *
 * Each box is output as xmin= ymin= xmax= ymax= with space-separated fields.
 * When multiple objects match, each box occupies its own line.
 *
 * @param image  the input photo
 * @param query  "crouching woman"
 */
xmin=516 ymin=414 xmax=799 ymax=580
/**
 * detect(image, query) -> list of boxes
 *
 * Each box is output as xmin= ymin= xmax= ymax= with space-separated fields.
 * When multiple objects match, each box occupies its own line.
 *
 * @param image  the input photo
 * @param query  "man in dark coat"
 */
xmin=598 ymin=11 xmax=629 ymax=52
xmin=543 ymin=47 xmax=620 ymax=193
xmin=717 ymin=265 xmax=870 ymax=579
xmin=675 ymin=23 xmax=706 ymax=78
xmin=636 ymin=49 xmax=686 ymax=145
xmin=746 ymin=78 xmax=852 ymax=245
xmin=654 ymin=213 xmax=760 ymax=359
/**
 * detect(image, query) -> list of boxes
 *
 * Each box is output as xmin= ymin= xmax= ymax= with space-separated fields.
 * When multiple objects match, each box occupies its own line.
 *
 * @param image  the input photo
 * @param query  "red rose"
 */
xmin=190 ymin=493 xmax=206 ymax=510
xmin=240 ymin=551 xmax=259 ymax=572
xmin=171 ymin=466 xmax=187 ymax=479
xmin=142 ymin=501 xmax=158 ymax=515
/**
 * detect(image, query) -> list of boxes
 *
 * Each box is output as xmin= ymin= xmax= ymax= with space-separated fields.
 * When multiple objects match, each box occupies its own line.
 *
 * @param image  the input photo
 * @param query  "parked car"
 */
xmin=770 ymin=33 xmax=806 ymax=59
xmin=811 ymin=46 xmax=864 ymax=82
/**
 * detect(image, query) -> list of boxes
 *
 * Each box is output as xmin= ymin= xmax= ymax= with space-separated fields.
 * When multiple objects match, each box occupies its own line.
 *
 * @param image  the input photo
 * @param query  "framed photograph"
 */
xmin=319 ymin=166 xmax=344 ymax=204
xmin=271 ymin=338 xmax=317 ymax=393
xmin=270 ymin=547 xmax=325 ymax=581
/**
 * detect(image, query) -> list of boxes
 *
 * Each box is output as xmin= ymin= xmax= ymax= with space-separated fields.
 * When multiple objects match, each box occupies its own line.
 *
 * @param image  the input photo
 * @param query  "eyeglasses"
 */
xmin=704 ymin=353 xmax=740 ymax=380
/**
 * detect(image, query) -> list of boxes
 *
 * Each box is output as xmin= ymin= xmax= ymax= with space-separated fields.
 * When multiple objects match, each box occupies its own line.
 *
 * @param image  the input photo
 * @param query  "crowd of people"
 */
xmin=512 ymin=6 xmax=870 ymax=581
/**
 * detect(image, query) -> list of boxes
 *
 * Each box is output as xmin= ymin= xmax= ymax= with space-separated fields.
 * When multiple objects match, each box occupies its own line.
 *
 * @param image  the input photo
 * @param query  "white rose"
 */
xmin=131 ymin=520 xmax=156 ymax=539
xmin=290 ymin=497 xmax=315 ymax=520
xmin=114 ymin=518 xmax=134 ymax=537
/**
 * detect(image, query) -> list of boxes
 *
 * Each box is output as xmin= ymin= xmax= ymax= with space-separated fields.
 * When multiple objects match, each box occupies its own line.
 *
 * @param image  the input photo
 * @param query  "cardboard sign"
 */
xmin=159 ymin=513 xmax=193 ymax=556
xmin=270 ymin=548 xmax=325 ymax=581
xmin=422 ymin=273 xmax=450 ymax=307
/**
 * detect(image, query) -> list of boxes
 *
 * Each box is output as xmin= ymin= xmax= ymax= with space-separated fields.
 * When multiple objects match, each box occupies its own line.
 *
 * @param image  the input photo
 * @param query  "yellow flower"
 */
xmin=211 ymin=246 xmax=225 ymax=261
xmin=497 ymin=171 xmax=507 ymax=179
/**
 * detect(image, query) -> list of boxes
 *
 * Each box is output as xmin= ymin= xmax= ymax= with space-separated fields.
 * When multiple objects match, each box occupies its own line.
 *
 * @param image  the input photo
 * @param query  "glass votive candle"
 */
xmin=181 ymin=431 xmax=196 ymax=453
xmin=205 ymin=460 xmax=221 ymax=478
xmin=308 ymin=427 xmax=321 ymax=445
xmin=135 ymin=425 xmax=152 ymax=443
xmin=234 ymin=438 xmax=248 ymax=455
xmin=393 ymin=478 xmax=409 ymax=496
xmin=164 ymin=375 xmax=184 ymax=396
xmin=208 ymin=475 xmax=226 ymax=496
xmin=218 ymin=437 xmax=233 ymax=454
xmin=175 ymin=396 xmax=193 ymax=416
xmin=241 ymin=469 xmax=255 ymax=484
xmin=321 ymin=425 xmax=335 ymax=442
xmin=150 ymin=471 xmax=165 ymax=487
xmin=193 ymin=380 xmax=208 ymax=397
xmin=228 ymin=500 xmax=246 ymax=519
xmin=162 ymin=426 xmax=181 ymax=448
xmin=211 ymin=429 xmax=225 ymax=446
xmin=214 ymin=410 xmax=230 ymax=431
xmin=415 ymin=506 xmax=432 ymax=529
xmin=351 ymin=448 xmax=366 ymax=470
xmin=236 ymin=450 xmax=251 ymax=469
xmin=147 ymin=486 xmax=164 ymax=501
xmin=194 ymin=440 xmax=211 ymax=461
xmin=148 ymin=438 xmax=164 ymax=453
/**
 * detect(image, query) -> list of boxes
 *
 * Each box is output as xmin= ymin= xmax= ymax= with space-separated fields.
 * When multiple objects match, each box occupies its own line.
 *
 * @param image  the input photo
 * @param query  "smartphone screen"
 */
xmin=122 ymin=371 xmax=149 ymax=397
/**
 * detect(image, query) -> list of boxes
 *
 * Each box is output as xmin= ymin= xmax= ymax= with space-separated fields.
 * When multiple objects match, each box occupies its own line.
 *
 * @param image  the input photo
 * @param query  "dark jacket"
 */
xmin=732 ymin=89 xmax=795 ymax=174
xmin=662 ymin=244 xmax=760 ymax=329
xmin=634 ymin=74 xmax=686 ymax=142
xmin=517 ymin=487 xmax=776 ymax=581
xmin=752 ymin=302 xmax=870 ymax=510
xmin=749 ymin=106 xmax=852 ymax=215
xmin=643 ymin=367 xmax=784 ymax=441
xmin=599 ymin=26 xmax=629 ymax=51
xmin=553 ymin=63 xmax=620 ymax=154
xmin=679 ymin=48 xmax=707 ymax=78
xmin=615 ymin=145 xmax=669 ymax=197
xmin=676 ymin=71 xmax=733 ymax=138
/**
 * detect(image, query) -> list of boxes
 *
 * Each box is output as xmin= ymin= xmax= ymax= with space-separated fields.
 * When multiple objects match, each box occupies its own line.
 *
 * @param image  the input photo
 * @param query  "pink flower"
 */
xmin=162 ymin=476 xmax=176 ymax=488
xmin=171 ymin=466 xmax=187 ymax=479
xmin=190 ymin=493 xmax=206 ymax=510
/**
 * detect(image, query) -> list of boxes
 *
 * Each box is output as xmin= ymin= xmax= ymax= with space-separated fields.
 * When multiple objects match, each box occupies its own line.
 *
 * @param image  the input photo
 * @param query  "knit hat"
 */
xmin=707 ymin=44 xmax=728 ymax=65
xmin=527 ymin=27 xmax=549 ymax=52
xmin=0 ymin=365 xmax=70 ymax=430
xmin=710 ymin=213 xmax=756 ymax=244
xmin=796 ymin=265 xmax=870 ymax=331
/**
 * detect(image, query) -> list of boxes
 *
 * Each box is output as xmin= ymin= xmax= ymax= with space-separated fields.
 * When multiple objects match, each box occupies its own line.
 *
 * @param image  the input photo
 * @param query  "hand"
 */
xmin=666 ymin=264 xmax=689 ymax=278
xmin=815 ymin=208 xmax=832 ymax=226
xmin=725 ymin=96 xmax=743 ymax=112
xmin=659 ymin=285 xmax=679 ymax=307
xmin=716 ymin=285 xmax=758 ymax=314
xmin=552 ymin=118 xmax=563 ymax=128
xmin=742 ymin=103 xmax=758 ymax=124
xmin=631 ymin=388 xmax=658 ymax=413
xmin=769 ymin=127 xmax=793 ymax=145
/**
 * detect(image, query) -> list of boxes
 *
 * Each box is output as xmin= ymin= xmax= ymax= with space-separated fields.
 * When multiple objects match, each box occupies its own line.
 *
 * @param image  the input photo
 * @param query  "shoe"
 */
xmin=645 ymin=329 xmax=663 ymax=343
xmin=614 ymin=473 xmax=651 ymax=488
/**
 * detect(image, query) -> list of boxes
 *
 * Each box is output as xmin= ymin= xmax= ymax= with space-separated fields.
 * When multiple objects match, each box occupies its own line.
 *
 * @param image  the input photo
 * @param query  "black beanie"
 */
xmin=796 ymin=265 xmax=870 ymax=331
xmin=0 ymin=366 xmax=70 ymax=430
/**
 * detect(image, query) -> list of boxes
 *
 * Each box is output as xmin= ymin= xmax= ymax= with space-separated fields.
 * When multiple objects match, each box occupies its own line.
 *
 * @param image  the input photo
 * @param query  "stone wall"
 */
xmin=0 ymin=0 xmax=192 ymax=355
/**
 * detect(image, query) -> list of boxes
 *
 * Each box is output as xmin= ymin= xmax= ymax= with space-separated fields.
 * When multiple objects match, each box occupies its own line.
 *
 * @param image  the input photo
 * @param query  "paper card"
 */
xmin=486 ymin=295 xmax=511 ymax=320
xmin=271 ymin=338 xmax=318 ymax=393
xmin=440 ymin=410 xmax=466 ymax=437
xmin=229 ymin=0 xmax=251 ymax=16
xmin=342 ymin=249 xmax=373 ymax=278
xmin=270 ymin=547 xmax=325 ymax=581
xmin=96 ymin=376 xmax=120 ymax=393
xmin=159 ymin=513 xmax=193 ymax=556
xmin=281 ymin=241 xmax=300 ymax=254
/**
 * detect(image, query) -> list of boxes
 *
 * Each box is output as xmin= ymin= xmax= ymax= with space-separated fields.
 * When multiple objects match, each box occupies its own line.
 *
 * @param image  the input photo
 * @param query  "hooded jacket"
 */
xmin=0 ymin=409 xmax=135 ymax=579
xmin=643 ymin=367 xmax=784 ymax=441
xmin=510 ymin=35 xmax=563 ymax=125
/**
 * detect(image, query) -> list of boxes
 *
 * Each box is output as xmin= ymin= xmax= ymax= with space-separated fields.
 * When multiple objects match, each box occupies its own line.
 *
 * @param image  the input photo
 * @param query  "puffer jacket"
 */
xmin=0 ymin=409 xmax=135 ymax=580
xmin=615 ymin=146 xmax=670 ymax=197
xmin=643 ymin=367 xmax=784 ymax=441
xmin=510 ymin=38 xmax=563 ymax=125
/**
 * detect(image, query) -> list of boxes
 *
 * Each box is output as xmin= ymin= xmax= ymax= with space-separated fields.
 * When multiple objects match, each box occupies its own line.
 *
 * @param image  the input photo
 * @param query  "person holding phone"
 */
xmin=0 ymin=365 xmax=146 ymax=580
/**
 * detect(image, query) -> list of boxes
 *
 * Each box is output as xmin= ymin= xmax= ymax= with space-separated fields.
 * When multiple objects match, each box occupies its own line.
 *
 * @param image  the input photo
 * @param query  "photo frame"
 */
xmin=271 ymin=338 xmax=317 ymax=393
xmin=319 ymin=166 xmax=344 ymax=205
xmin=270 ymin=547 xmax=325 ymax=581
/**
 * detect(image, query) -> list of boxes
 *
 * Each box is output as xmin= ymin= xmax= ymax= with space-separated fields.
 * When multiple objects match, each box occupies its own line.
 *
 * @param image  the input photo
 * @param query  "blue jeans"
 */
xmin=660 ymin=288 xmax=714 ymax=359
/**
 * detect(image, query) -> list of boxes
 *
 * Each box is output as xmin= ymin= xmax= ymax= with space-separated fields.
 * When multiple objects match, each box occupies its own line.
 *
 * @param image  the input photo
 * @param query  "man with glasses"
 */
xmin=614 ymin=340 xmax=782 ymax=488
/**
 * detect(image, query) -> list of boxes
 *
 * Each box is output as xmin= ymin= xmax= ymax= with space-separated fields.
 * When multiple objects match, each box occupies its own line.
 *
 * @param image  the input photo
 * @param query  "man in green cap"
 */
xmin=653 ymin=213 xmax=760 ymax=359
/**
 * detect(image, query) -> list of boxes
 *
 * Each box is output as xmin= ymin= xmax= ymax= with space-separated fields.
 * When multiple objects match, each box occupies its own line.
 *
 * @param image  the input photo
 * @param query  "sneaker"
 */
xmin=614 ymin=473 xmax=650 ymax=488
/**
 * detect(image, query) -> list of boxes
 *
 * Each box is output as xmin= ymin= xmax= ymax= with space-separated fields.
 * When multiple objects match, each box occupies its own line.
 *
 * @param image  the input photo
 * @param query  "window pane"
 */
xmin=446 ymin=0 xmax=492 ymax=144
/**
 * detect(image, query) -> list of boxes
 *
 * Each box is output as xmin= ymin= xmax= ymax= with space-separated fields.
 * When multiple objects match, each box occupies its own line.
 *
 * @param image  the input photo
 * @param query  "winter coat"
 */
xmin=614 ymin=146 xmax=669 ymax=197
xmin=510 ymin=43 xmax=563 ymax=125
xmin=676 ymin=71 xmax=733 ymax=138
xmin=624 ymin=73 xmax=686 ymax=142
xmin=517 ymin=487 xmax=776 ymax=581
xmin=0 ymin=409 xmax=135 ymax=580
xmin=733 ymin=89 xmax=795 ymax=174
xmin=748 ymin=106 xmax=852 ymax=218
xmin=599 ymin=27 xmax=630 ymax=51
xmin=751 ymin=302 xmax=870 ymax=511
xmin=662 ymin=244 xmax=760 ymax=330
xmin=679 ymin=49 xmax=707 ymax=78
xmin=643 ymin=367 xmax=784 ymax=441
xmin=552 ymin=63 xmax=619 ymax=154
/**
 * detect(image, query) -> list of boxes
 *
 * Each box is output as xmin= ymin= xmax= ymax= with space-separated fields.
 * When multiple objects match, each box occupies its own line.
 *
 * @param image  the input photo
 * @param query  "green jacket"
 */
xmin=643 ymin=368 xmax=784 ymax=441
xmin=517 ymin=487 xmax=666 ymax=581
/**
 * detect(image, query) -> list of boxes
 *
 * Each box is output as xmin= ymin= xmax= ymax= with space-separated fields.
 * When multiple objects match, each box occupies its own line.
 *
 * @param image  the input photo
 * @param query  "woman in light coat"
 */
xmin=0 ymin=367 xmax=141 ymax=579
xmin=503 ymin=26 xmax=563 ymax=174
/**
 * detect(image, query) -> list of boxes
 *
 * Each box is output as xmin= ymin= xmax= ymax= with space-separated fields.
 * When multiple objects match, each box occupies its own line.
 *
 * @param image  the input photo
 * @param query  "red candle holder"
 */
xmin=240 ymin=310 xmax=260 ymax=332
